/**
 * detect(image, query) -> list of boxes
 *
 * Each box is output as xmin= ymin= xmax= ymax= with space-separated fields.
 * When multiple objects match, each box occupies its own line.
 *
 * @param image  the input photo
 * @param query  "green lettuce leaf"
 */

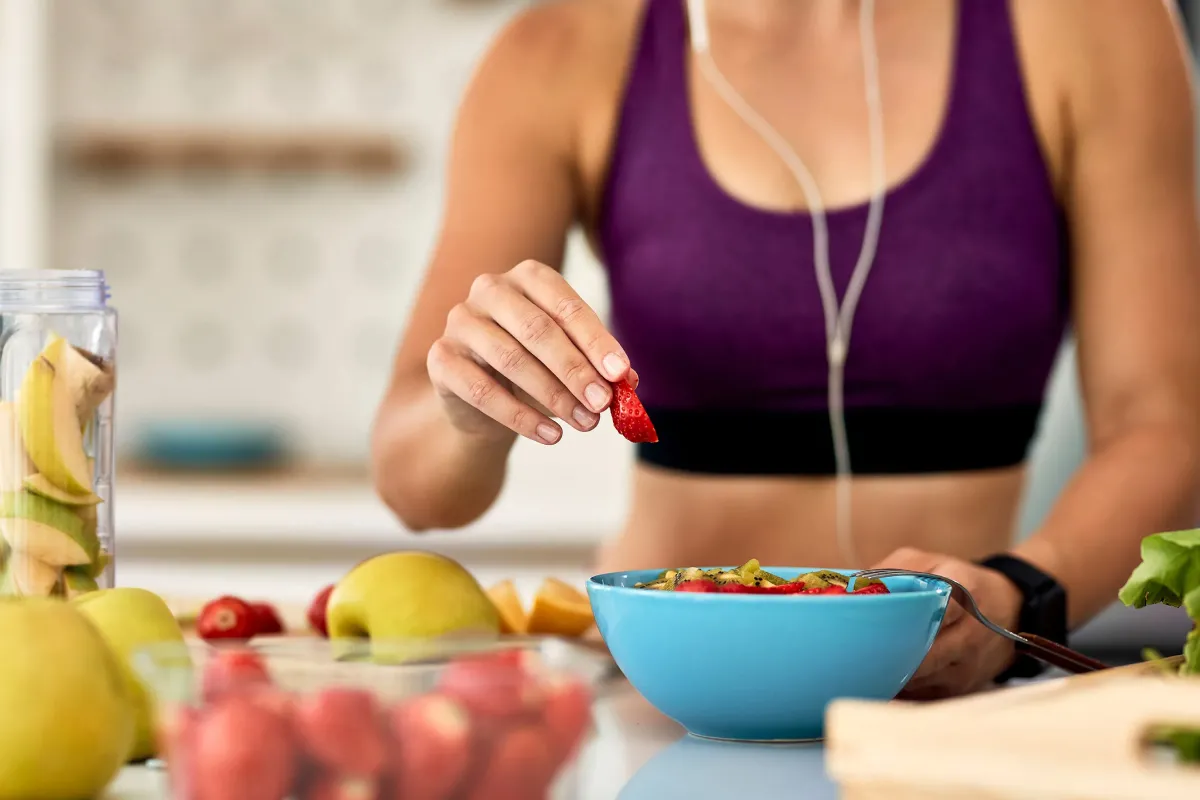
xmin=1185 ymin=627 xmax=1200 ymax=677
xmin=1118 ymin=530 xmax=1200 ymax=610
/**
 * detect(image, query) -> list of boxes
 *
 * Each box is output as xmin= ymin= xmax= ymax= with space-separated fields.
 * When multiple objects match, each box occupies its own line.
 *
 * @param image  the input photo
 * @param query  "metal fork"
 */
xmin=852 ymin=568 xmax=1109 ymax=675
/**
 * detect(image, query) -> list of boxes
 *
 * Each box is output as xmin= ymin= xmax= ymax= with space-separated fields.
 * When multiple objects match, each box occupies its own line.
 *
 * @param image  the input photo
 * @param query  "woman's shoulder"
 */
xmin=470 ymin=0 xmax=645 ymax=99
xmin=1008 ymin=0 xmax=1189 ymax=197
xmin=1016 ymin=0 xmax=1190 ymax=120
xmin=457 ymin=0 xmax=648 ymax=200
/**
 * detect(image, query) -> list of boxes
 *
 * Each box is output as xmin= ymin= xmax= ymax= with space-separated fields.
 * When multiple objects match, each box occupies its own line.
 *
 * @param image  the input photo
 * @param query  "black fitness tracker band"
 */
xmin=977 ymin=553 xmax=1069 ymax=683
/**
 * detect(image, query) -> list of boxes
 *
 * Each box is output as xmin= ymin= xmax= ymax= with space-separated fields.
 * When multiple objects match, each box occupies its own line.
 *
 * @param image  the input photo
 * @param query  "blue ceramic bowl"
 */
xmin=587 ymin=567 xmax=951 ymax=742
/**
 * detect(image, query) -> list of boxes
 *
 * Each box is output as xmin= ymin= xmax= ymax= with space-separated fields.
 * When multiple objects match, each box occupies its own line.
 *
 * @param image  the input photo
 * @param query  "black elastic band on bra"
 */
xmin=636 ymin=405 xmax=1043 ymax=476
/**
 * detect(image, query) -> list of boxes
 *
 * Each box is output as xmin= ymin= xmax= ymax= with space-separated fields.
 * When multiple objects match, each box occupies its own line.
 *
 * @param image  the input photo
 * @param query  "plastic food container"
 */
xmin=134 ymin=637 xmax=602 ymax=800
xmin=0 ymin=270 xmax=117 ymax=598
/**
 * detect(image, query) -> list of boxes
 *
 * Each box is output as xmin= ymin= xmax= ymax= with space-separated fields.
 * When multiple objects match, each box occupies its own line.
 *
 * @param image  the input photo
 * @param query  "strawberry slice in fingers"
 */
xmin=609 ymin=380 xmax=658 ymax=443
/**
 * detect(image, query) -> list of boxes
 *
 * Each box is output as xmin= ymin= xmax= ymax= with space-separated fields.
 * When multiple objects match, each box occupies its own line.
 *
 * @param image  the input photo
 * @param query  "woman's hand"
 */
xmin=426 ymin=259 xmax=636 ymax=445
xmin=871 ymin=547 xmax=1024 ymax=699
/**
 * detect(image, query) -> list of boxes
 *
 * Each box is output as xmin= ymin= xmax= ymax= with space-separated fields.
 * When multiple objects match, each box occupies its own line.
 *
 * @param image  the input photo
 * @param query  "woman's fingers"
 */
xmin=468 ymin=270 xmax=617 ymax=414
xmin=431 ymin=260 xmax=633 ymax=441
xmin=446 ymin=304 xmax=600 ymax=432
xmin=426 ymin=338 xmax=563 ymax=445
xmin=510 ymin=259 xmax=633 ymax=382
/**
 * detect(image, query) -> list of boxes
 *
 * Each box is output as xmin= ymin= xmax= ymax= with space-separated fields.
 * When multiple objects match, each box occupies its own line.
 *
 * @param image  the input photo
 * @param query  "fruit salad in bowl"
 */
xmin=588 ymin=559 xmax=951 ymax=742
xmin=134 ymin=637 xmax=596 ymax=800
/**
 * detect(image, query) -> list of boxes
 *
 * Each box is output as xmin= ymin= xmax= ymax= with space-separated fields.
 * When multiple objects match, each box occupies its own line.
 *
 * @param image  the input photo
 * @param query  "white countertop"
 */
xmin=115 ymin=441 xmax=630 ymax=554
xmin=105 ymin=680 xmax=839 ymax=800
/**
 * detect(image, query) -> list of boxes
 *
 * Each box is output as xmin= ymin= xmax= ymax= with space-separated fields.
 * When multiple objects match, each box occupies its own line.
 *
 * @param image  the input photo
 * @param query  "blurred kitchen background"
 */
xmin=0 ymin=0 xmax=1194 ymax=658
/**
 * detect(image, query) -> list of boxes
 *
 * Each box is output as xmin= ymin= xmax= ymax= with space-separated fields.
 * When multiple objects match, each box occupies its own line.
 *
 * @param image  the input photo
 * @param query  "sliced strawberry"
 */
xmin=760 ymin=583 xmax=809 ymax=594
xmin=388 ymin=693 xmax=472 ymax=800
xmin=250 ymin=601 xmax=286 ymax=635
xmin=201 ymin=647 xmax=273 ymax=704
xmin=437 ymin=650 xmax=544 ymax=720
xmin=717 ymin=583 xmax=772 ymax=594
xmin=308 ymin=584 xmax=336 ymax=638
xmin=820 ymin=585 xmax=848 ymax=595
xmin=303 ymin=774 xmax=381 ymax=800
xmin=542 ymin=678 xmax=592 ymax=764
xmin=190 ymin=694 xmax=297 ymax=800
xmin=461 ymin=724 xmax=555 ymax=800
xmin=196 ymin=596 xmax=259 ymax=641
xmin=609 ymin=380 xmax=658 ymax=444
xmin=295 ymin=688 xmax=389 ymax=777
xmin=674 ymin=579 xmax=718 ymax=593
xmin=851 ymin=582 xmax=891 ymax=595
xmin=160 ymin=705 xmax=200 ymax=799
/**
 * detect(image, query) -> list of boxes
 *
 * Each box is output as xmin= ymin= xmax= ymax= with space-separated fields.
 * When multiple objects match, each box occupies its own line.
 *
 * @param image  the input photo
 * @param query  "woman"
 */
xmin=371 ymin=0 xmax=1200 ymax=697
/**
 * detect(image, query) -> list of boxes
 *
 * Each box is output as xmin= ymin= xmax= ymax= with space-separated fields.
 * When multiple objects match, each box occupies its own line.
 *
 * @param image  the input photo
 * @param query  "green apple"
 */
xmin=0 ymin=597 xmax=133 ymax=799
xmin=0 ymin=491 xmax=97 ymax=567
xmin=54 ymin=337 xmax=115 ymax=426
xmin=85 ymin=551 xmax=110 ymax=581
xmin=24 ymin=473 xmax=100 ymax=506
xmin=0 ymin=551 xmax=61 ymax=596
xmin=72 ymin=505 xmax=110 ymax=579
xmin=63 ymin=566 xmax=99 ymax=598
xmin=0 ymin=402 xmax=33 ymax=493
xmin=73 ymin=588 xmax=188 ymax=762
xmin=327 ymin=551 xmax=500 ymax=641
xmin=17 ymin=337 xmax=102 ymax=497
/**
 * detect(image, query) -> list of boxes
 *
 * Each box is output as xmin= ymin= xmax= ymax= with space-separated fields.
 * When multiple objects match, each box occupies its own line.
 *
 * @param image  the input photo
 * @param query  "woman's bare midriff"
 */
xmin=593 ymin=464 xmax=1028 ymax=572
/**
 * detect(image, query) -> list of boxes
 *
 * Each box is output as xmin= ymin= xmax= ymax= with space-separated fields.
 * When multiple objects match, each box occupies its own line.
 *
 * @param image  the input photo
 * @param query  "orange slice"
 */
xmin=487 ymin=579 xmax=528 ymax=635
xmin=526 ymin=577 xmax=595 ymax=637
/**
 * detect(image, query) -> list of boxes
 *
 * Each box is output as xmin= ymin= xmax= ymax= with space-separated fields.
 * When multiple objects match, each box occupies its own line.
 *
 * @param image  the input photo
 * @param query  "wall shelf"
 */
xmin=58 ymin=128 xmax=408 ymax=175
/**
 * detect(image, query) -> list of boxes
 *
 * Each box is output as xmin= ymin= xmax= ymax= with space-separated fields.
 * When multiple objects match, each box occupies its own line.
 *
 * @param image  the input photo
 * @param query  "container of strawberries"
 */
xmin=134 ymin=637 xmax=599 ymax=800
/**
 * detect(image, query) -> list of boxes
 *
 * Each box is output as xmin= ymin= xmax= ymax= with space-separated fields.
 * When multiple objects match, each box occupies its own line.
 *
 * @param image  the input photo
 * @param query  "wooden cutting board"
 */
xmin=825 ymin=658 xmax=1199 ymax=799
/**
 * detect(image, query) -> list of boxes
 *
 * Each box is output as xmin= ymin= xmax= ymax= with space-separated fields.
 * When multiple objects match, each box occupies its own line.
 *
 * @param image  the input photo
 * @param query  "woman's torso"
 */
xmin=558 ymin=0 xmax=1073 ymax=571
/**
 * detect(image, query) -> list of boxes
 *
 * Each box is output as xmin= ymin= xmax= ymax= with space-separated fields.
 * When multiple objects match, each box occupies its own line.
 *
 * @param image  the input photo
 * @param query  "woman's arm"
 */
xmin=370 ymin=4 xmax=591 ymax=530
xmin=1012 ymin=0 xmax=1200 ymax=626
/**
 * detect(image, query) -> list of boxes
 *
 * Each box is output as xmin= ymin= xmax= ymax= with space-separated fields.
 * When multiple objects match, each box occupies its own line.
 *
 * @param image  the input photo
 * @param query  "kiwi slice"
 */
xmin=808 ymin=570 xmax=851 ymax=587
xmin=634 ymin=579 xmax=668 ymax=590
xmin=713 ymin=571 xmax=744 ymax=585
xmin=851 ymin=576 xmax=886 ymax=591
xmin=736 ymin=559 xmax=762 ymax=576
xmin=757 ymin=569 xmax=790 ymax=586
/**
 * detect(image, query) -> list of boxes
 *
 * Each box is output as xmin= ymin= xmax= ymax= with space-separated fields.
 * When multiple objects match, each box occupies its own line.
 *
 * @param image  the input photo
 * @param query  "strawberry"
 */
xmin=190 ymin=693 xmax=297 ymax=800
xmin=609 ymin=380 xmax=658 ymax=444
xmin=717 ymin=583 xmax=772 ymax=594
xmin=250 ymin=602 xmax=286 ymax=635
xmin=760 ymin=583 xmax=809 ymax=594
xmin=308 ymin=585 xmax=335 ymax=638
xmin=201 ymin=647 xmax=273 ymax=704
xmin=674 ymin=579 xmax=718 ymax=593
xmin=295 ymin=688 xmax=389 ymax=777
xmin=461 ymin=724 xmax=555 ymax=800
xmin=542 ymin=678 xmax=592 ymax=764
xmin=196 ymin=596 xmax=259 ymax=641
xmin=302 ymin=774 xmax=381 ymax=800
xmin=438 ymin=650 xmax=544 ymax=720
xmin=820 ymin=585 xmax=848 ymax=595
xmin=387 ymin=693 xmax=472 ymax=800
xmin=160 ymin=705 xmax=200 ymax=799
xmin=851 ymin=582 xmax=891 ymax=595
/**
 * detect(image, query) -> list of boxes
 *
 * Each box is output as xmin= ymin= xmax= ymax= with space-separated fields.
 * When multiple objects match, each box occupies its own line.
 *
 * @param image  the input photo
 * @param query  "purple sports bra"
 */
xmin=597 ymin=0 xmax=1069 ymax=476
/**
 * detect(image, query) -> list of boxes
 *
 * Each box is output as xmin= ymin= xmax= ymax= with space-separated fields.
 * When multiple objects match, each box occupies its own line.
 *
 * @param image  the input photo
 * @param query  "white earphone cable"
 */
xmin=686 ymin=0 xmax=887 ymax=566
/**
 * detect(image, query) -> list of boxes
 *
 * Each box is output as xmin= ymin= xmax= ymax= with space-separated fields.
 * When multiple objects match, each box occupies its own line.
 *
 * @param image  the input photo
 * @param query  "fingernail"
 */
xmin=629 ymin=368 xmax=640 ymax=389
xmin=585 ymin=383 xmax=610 ymax=412
xmin=572 ymin=405 xmax=598 ymax=429
xmin=536 ymin=423 xmax=561 ymax=444
xmin=602 ymin=353 xmax=627 ymax=381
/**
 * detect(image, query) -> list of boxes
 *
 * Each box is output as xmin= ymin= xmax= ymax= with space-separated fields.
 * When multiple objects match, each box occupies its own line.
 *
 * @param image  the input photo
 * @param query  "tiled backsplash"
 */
xmin=46 ymin=0 xmax=615 ymax=464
